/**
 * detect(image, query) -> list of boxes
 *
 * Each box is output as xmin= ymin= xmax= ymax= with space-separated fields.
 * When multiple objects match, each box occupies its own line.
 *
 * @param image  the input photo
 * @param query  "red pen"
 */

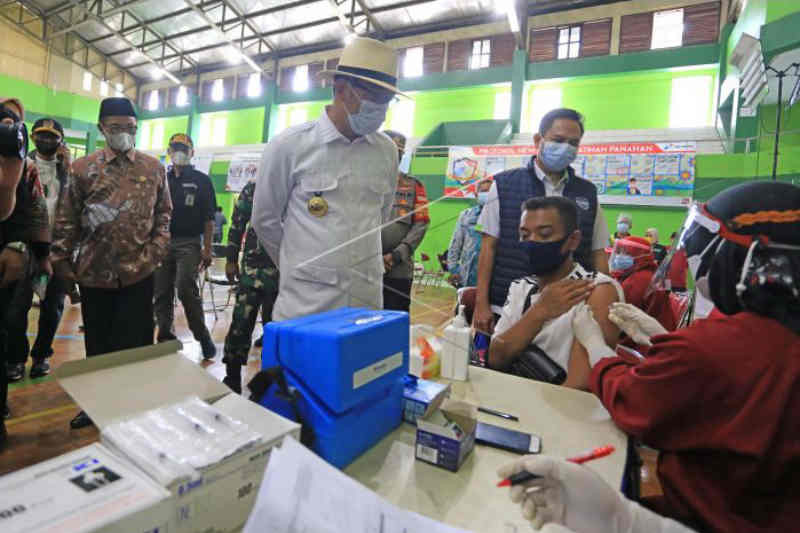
xmin=497 ymin=445 xmax=616 ymax=487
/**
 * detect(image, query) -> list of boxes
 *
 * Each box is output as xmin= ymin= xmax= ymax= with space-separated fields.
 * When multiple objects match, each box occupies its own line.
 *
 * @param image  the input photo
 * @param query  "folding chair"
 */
xmin=202 ymin=256 xmax=236 ymax=321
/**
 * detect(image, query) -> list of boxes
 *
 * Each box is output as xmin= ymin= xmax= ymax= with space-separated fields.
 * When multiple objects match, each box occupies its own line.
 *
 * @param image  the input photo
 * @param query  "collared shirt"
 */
xmin=477 ymin=159 xmax=611 ymax=313
xmin=447 ymin=205 xmax=483 ymax=287
xmin=166 ymin=165 xmax=216 ymax=238
xmin=478 ymin=160 xmax=610 ymax=246
xmin=253 ymin=107 xmax=397 ymax=320
xmin=381 ymin=173 xmax=429 ymax=280
xmin=494 ymin=263 xmax=622 ymax=371
xmin=51 ymin=147 xmax=172 ymax=288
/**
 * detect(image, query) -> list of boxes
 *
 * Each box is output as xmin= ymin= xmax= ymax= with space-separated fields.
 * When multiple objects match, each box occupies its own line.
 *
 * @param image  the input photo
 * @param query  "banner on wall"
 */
xmin=226 ymin=153 xmax=262 ymax=192
xmin=445 ymin=143 xmax=696 ymax=207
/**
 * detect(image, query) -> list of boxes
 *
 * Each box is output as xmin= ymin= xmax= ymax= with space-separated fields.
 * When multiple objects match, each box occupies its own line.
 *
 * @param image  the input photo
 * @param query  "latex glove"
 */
xmin=608 ymin=302 xmax=668 ymax=346
xmin=497 ymin=455 xmax=697 ymax=533
xmin=572 ymin=303 xmax=616 ymax=366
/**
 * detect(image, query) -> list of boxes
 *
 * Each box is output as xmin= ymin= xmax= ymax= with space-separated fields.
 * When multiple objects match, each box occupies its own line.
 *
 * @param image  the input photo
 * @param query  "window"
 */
xmin=403 ymin=47 xmax=424 ymax=78
xmin=557 ymin=25 xmax=581 ymax=59
xmin=151 ymin=121 xmax=164 ymax=149
xmin=115 ymin=82 xmax=124 ymax=97
xmin=388 ymin=98 xmax=415 ymax=137
xmin=493 ymin=91 xmax=511 ymax=120
xmin=176 ymin=86 xmax=189 ymax=107
xmin=147 ymin=90 xmax=159 ymax=111
xmin=82 ymin=71 xmax=92 ymax=91
xmin=100 ymin=80 xmax=109 ymax=97
xmin=669 ymin=75 xmax=713 ymax=128
xmin=292 ymin=65 xmax=309 ymax=93
xmin=527 ymin=86 xmax=562 ymax=133
xmin=652 ymin=8 xmax=684 ymax=49
xmin=211 ymin=79 xmax=224 ymax=102
xmin=469 ymin=39 xmax=491 ymax=70
xmin=247 ymin=73 xmax=262 ymax=98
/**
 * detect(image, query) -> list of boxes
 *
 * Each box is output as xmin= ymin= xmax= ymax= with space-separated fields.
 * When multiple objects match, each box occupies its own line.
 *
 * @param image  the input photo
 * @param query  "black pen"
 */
xmin=478 ymin=406 xmax=519 ymax=421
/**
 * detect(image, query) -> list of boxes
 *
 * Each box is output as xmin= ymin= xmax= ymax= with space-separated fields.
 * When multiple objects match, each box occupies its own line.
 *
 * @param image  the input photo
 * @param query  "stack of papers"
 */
xmin=243 ymin=437 xmax=473 ymax=533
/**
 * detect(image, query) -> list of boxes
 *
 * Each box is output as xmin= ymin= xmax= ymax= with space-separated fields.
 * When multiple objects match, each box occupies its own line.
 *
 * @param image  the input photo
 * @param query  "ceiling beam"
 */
xmin=181 ymin=0 xmax=264 ymax=73
xmin=119 ymin=0 xmax=433 ymax=64
xmin=87 ymin=0 xmax=309 ymax=44
xmin=7 ymin=0 xmax=139 ymax=83
xmin=353 ymin=0 xmax=385 ymax=38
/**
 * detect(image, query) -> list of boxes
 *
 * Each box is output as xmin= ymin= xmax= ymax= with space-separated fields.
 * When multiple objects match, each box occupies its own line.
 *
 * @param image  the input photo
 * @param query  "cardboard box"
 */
xmin=402 ymin=376 xmax=450 ymax=425
xmin=0 ymin=443 xmax=171 ymax=533
xmin=415 ymin=399 xmax=477 ymax=472
xmin=55 ymin=340 xmax=301 ymax=533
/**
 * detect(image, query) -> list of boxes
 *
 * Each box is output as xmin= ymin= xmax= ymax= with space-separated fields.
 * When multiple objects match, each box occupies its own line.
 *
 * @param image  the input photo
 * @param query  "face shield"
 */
xmin=608 ymin=237 xmax=655 ymax=278
xmin=648 ymin=202 xmax=800 ymax=318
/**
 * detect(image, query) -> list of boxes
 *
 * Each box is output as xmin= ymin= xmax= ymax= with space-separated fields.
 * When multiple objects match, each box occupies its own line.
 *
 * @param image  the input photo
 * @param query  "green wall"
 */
xmin=412 ymin=85 xmax=504 ymax=138
xmin=139 ymin=115 xmax=190 ymax=150
xmin=727 ymin=0 xmax=767 ymax=64
xmin=766 ymin=0 xmax=800 ymax=23
xmin=524 ymin=67 xmax=718 ymax=131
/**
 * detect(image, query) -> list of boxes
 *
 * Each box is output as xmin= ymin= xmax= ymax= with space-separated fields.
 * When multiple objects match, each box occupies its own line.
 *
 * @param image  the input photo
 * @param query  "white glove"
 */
xmin=497 ymin=455 xmax=697 ymax=533
xmin=608 ymin=302 xmax=668 ymax=346
xmin=571 ymin=303 xmax=616 ymax=366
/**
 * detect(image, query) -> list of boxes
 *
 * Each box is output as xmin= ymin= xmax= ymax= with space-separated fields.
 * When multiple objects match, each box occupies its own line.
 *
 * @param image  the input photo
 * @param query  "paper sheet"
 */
xmin=243 ymin=437 xmax=472 ymax=533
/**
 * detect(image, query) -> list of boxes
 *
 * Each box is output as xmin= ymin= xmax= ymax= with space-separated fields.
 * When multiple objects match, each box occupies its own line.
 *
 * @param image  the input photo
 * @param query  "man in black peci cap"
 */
xmin=51 ymin=97 xmax=173 ymax=430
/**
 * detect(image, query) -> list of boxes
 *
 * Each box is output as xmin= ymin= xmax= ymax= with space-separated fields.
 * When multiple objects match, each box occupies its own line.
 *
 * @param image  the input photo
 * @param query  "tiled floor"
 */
xmin=1 ymin=274 xmax=660 ymax=498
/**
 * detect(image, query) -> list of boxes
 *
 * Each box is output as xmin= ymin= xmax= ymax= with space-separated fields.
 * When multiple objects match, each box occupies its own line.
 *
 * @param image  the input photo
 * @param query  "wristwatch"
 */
xmin=5 ymin=241 xmax=27 ymax=254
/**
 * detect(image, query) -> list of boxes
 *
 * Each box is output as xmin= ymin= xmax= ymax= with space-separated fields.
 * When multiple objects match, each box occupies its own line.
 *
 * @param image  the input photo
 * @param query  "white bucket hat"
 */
xmin=319 ymin=37 xmax=407 ymax=97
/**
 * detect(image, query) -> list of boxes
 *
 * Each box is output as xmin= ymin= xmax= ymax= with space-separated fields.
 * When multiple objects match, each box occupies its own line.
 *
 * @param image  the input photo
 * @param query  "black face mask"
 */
xmin=35 ymin=139 xmax=60 ymax=156
xmin=520 ymin=236 xmax=571 ymax=276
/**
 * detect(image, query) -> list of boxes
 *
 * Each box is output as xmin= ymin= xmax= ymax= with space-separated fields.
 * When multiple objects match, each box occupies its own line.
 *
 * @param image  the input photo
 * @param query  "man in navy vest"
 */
xmin=474 ymin=108 xmax=610 ymax=334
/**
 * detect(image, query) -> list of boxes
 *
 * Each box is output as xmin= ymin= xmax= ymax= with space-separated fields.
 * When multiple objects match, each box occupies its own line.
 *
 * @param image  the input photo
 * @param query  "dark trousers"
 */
xmin=153 ymin=237 xmax=210 ymax=343
xmin=30 ymin=276 xmax=67 ymax=360
xmin=80 ymin=275 xmax=154 ymax=357
xmin=5 ymin=280 xmax=31 ymax=365
xmin=383 ymin=277 xmax=413 ymax=313
xmin=0 ymin=282 xmax=19 ymax=413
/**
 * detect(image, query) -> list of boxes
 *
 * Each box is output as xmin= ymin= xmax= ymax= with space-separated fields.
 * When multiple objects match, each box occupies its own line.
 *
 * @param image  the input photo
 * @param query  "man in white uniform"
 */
xmin=489 ymin=196 xmax=621 ymax=390
xmin=253 ymin=38 xmax=400 ymax=320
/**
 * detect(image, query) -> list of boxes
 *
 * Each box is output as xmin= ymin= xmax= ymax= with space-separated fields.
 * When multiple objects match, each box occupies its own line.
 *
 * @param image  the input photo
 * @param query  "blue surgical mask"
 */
xmin=398 ymin=151 xmax=412 ymax=174
xmin=617 ymin=222 xmax=630 ymax=234
xmin=539 ymin=141 xmax=578 ymax=172
xmin=346 ymin=88 xmax=389 ymax=136
xmin=520 ymin=236 xmax=570 ymax=276
xmin=610 ymin=254 xmax=635 ymax=273
xmin=476 ymin=191 xmax=489 ymax=205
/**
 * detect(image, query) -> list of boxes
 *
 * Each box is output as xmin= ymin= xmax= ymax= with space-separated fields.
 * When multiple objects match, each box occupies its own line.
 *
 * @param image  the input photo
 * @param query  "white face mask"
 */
xmin=346 ymin=86 xmax=389 ymax=136
xmin=398 ymin=151 xmax=412 ymax=174
xmin=171 ymin=151 xmax=191 ymax=166
xmin=106 ymin=131 xmax=134 ymax=153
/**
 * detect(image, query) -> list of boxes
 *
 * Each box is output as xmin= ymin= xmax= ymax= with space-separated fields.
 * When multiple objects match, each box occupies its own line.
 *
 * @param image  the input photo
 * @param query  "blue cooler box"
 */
xmin=260 ymin=308 xmax=409 ymax=468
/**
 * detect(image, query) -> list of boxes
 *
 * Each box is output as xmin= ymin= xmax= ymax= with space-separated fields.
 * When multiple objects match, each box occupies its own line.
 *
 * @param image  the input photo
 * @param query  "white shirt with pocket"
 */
xmin=253 ymin=108 xmax=398 ymax=321
xmin=494 ymin=263 xmax=623 ymax=371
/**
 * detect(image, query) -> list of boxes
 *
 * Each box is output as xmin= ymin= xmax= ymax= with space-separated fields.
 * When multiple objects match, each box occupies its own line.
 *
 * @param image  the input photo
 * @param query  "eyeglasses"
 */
xmin=349 ymin=79 xmax=396 ymax=105
xmin=103 ymin=124 xmax=137 ymax=135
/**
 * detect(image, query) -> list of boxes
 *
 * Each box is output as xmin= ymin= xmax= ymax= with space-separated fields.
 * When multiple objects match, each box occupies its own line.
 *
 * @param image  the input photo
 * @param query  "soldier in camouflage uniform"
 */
xmin=222 ymin=180 xmax=279 ymax=393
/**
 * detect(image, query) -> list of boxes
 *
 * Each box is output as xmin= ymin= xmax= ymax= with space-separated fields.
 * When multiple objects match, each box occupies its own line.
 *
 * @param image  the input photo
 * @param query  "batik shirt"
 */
xmin=51 ymin=147 xmax=172 ymax=288
xmin=447 ymin=205 xmax=483 ymax=287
